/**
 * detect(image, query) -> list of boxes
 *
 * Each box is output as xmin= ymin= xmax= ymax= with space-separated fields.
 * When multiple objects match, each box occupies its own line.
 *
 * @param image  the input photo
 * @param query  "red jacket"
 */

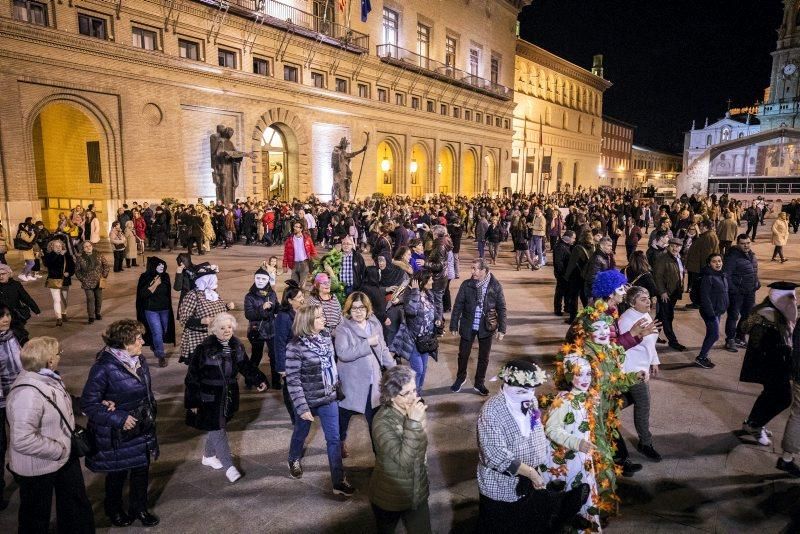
xmin=283 ymin=232 xmax=317 ymax=269
xmin=262 ymin=211 xmax=275 ymax=231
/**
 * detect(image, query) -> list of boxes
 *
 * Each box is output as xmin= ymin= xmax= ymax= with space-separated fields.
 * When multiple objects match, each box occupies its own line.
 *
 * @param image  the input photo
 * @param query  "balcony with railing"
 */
xmin=195 ymin=0 xmax=369 ymax=53
xmin=376 ymin=44 xmax=512 ymax=101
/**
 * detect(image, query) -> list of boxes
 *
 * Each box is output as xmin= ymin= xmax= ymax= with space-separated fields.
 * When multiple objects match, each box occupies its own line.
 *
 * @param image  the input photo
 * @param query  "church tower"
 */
xmin=761 ymin=0 xmax=800 ymax=129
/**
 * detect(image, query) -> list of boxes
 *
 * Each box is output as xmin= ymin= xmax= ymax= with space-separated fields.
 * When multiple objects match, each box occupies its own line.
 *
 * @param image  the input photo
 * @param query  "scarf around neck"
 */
xmin=109 ymin=347 xmax=140 ymax=371
xmin=0 ymin=329 xmax=22 ymax=378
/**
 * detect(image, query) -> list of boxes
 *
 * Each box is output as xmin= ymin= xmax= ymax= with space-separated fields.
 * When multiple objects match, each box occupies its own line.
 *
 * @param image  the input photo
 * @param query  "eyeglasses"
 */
xmin=350 ymin=304 xmax=366 ymax=311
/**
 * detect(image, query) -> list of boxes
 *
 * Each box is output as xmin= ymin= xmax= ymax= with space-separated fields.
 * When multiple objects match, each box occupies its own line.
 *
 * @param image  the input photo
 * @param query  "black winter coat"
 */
xmin=0 ymin=279 xmax=40 ymax=326
xmin=723 ymin=247 xmax=760 ymax=295
xmin=698 ymin=266 xmax=729 ymax=318
xmin=244 ymin=285 xmax=278 ymax=340
xmin=552 ymin=240 xmax=572 ymax=282
xmin=184 ymin=335 xmax=266 ymax=431
xmin=564 ymin=244 xmax=592 ymax=284
xmin=81 ymin=351 xmax=158 ymax=472
xmin=135 ymin=257 xmax=176 ymax=348
xmin=583 ymin=250 xmax=613 ymax=298
xmin=739 ymin=301 xmax=792 ymax=385
xmin=43 ymin=251 xmax=75 ymax=286
xmin=450 ymin=274 xmax=506 ymax=339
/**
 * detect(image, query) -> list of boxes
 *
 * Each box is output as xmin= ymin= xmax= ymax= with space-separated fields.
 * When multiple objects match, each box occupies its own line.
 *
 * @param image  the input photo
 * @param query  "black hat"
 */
xmin=497 ymin=359 xmax=546 ymax=388
xmin=767 ymin=281 xmax=799 ymax=290
xmin=254 ymin=267 xmax=270 ymax=277
xmin=194 ymin=262 xmax=219 ymax=277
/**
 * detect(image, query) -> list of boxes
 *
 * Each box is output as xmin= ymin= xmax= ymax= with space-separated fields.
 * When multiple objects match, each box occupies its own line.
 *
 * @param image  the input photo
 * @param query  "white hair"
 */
xmin=209 ymin=312 xmax=237 ymax=336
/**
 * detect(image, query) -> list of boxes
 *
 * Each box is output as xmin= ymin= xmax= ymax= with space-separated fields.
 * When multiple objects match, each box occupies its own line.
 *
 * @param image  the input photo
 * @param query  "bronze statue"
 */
xmin=331 ymin=133 xmax=369 ymax=201
xmin=210 ymin=125 xmax=251 ymax=205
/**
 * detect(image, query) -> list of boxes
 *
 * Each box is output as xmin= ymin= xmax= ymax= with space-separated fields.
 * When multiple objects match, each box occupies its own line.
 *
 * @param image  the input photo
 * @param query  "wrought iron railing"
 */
xmin=376 ymin=44 xmax=512 ymax=101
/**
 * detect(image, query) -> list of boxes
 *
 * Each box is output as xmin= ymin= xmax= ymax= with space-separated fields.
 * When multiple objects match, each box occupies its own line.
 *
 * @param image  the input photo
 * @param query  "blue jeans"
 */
xmin=409 ymin=348 xmax=429 ymax=393
xmin=288 ymin=401 xmax=343 ymax=485
xmin=144 ymin=309 xmax=169 ymax=358
xmin=726 ymin=292 xmax=755 ymax=342
xmin=699 ymin=314 xmax=720 ymax=358
xmin=529 ymin=236 xmax=544 ymax=265
xmin=477 ymin=240 xmax=485 ymax=259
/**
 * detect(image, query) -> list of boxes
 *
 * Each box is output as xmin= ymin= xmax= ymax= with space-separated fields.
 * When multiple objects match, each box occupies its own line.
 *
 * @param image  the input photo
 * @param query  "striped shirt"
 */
xmin=308 ymin=295 xmax=343 ymax=333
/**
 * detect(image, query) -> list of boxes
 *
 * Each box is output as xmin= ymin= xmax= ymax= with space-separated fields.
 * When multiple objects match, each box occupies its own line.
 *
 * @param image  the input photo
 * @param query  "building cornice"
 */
xmin=516 ymin=38 xmax=612 ymax=92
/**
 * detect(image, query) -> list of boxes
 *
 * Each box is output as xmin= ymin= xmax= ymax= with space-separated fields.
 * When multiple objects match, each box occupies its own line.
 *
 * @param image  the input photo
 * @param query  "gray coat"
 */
xmin=334 ymin=316 xmax=396 ymax=413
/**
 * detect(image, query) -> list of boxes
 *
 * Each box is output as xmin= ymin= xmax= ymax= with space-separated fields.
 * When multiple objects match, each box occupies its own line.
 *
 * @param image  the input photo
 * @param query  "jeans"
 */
xmin=84 ymin=288 xmax=103 ymax=319
xmin=112 ymin=250 xmax=125 ymax=272
xmin=699 ymin=314 xmax=720 ymax=358
xmin=456 ymin=330 xmax=494 ymax=386
xmin=339 ymin=385 xmax=377 ymax=442
xmin=17 ymin=456 xmax=95 ymax=534
xmin=477 ymin=240 xmax=486 ymax=259
xmin=144 ymin=309 xmax=169 ymax=358
xmin=529 ymin=235 xmax=544 ymax=265
xmin=21 ymin=259 xmax=35 ymax=276
xmin=288 ymin=401 xmax=343 ymax=485
xmin=487 ymin=242 xmax=499 ymax=263
xmin=726 ymin=292 xmax=755 ymax=342
xmin=205 ymin=429 xmax=234 ymax=470
xmin=773 ymin=245 xmax=785 ymax=261
xmin=409 ymin=348 xmax=429 ymax=393
xmin=431 ymin=288 xmax=445 ymax=324
xmin=105 ymin=464 xmax=149 ymax=516
xmin=372 ymin=501 xmax=432 ymax=534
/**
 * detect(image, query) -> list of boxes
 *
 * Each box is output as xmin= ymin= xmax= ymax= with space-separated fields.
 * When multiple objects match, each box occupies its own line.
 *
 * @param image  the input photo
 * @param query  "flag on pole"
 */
xmin=338 ymin=0 xmax=346 ymax=12
xmin=360 ymin=0 xmax=371 ymax=22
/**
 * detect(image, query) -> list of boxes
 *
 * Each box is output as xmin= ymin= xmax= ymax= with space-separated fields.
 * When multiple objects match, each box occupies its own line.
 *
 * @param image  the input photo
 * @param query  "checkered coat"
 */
xmin=178 ymin=290 xmax=228 ymax=362
xmin=477 ymin=392 xmax=549 ymax=503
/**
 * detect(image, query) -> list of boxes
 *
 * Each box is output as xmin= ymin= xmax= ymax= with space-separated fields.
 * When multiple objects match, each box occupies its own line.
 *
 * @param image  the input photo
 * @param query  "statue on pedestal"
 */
xmin=210 ymin=125 xmax=251 ymax=205
xmin=331 ymin=133 xmax=369 ymax=202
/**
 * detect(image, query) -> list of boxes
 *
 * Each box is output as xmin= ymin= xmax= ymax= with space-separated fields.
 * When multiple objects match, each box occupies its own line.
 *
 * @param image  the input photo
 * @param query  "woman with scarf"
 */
xmin=244 ymin=267 xmax=279 ymax=387
xmin=307 ymin=273 xmax=342 ymax=336
xmin=177 ymin=264 xmax=233 ymax=364
xmin=477 ymin=360 xmax=587 ymax=533
xmin=81 ymin=320 xmax=160 ymax=527
xmin=285 ymin=303 xmax=354 ymax=497
xmin=43 ymin=238 xmax=75 ymax=326
xmin=274 ymin=280 xmax=304 ymax=423
xmin=185 ymin=312 xmax=267 ymax=483
xmin=136 ymin=257 xmax=176 ymax=368
xmin=74 ymin=241 xmax=110 ymax=324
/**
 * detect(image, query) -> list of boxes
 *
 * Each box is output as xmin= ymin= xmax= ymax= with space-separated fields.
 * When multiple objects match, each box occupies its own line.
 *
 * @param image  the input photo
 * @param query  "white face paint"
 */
xmin=502 ymin=384 xmax=536 ymax=412
xmin=155 ymin=264 xmax=165 ymax=274
xmin=571 ymin=365 xmax=592 ymax=392
xmin=614 ymin=284 xmax=628 ymax=298
xmin=590 ymin=321 xmax=611 ymax=345
xmin=254 ymin=274 xmax=270 ymax=289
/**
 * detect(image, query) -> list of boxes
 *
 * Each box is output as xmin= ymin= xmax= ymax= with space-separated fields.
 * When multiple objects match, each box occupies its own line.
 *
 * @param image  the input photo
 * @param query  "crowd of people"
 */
xmin=0 ymin=187 xmax=798 ymax=533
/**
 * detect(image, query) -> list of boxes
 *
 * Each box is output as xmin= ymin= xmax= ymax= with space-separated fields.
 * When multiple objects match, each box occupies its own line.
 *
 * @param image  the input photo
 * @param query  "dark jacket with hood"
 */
xmin=184 ymin=335 xmax=266 ymax=431
xmin=723 ymin=246 xmax=760 ymax=295
xmin=135 ymin=257 xmax=176 ymax=348
xmin=244 ymin=283 xmax=278 ymax=341
xmin=698 ymin=265 xmax=729 ymax=318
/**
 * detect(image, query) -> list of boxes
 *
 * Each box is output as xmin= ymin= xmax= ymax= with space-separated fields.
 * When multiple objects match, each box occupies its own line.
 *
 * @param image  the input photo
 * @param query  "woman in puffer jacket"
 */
xmin=285 ymin=303 xmax=353 ymax=497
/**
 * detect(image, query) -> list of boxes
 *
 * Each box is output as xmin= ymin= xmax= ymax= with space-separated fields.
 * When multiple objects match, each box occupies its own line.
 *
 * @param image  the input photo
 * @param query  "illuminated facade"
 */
xmin=0 ymin=0 xmax=528 ymax=232
xmin=600 ymin=116 xmax=634 ymax=189
xmin=632 ymin=145 xmax=682 ymax=190
xmin=512 ymin=39 xmax=610 ymax=194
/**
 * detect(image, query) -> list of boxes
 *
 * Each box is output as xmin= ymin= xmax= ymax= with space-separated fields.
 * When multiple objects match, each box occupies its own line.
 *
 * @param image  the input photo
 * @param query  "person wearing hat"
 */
xmin=739 ymin=281 xmax=798 ymax=447
xmin=653 ymin=237 xmax=687 ymax=352
xmin=476 ymin=360 xmax=588 ymax=533
xmin=177 ymin=264 xmax=233 ymax=364
xmin=135 ymin=257 xmax=176 ymax=368
xmin=244 ymin=267 xmax=279 ymax=387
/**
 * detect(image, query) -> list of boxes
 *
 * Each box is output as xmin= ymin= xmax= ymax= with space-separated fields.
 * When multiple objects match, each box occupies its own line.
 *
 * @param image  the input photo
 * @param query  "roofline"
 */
xmin=632 ymin=145 xmax=682 ymax=158
xmin=603 ymin=115 xmax=637 ymax=129
xmin=515 ymin=38 xmax=613 ymax=92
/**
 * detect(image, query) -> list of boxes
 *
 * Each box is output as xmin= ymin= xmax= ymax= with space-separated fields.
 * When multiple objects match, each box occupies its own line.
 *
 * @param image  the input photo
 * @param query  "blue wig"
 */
xmin=591 ymin=270 xmax=628 ymax=299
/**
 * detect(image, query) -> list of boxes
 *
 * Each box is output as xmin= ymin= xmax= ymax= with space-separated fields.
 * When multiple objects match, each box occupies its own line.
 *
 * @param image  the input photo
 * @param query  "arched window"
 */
xmin=706 ymin=134 xmax=713 ymax=146
xmin=721 ymin=127 xmax=731 ymax=141
xmin=738 ymin=132 xmax=744 ymax=139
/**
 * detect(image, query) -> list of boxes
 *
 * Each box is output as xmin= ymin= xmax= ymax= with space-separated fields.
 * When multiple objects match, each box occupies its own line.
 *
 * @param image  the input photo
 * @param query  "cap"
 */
xmin=194 ymin=262 xmax=219 ymax=276
xmin=668 ymin=238 xmax=684 ymax=245
xmin=767 ymin=281 xmax=799 ymax=290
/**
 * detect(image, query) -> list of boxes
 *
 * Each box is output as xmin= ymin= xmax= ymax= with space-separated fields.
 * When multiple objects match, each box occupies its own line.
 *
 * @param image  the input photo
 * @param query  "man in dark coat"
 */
xmin=739 ymin=282 xmax=797 ymax=448
xmin=449 ymin=258 xmax=507 ymax=396
xmin=136 ymin=257 xmax=176 ymax=367
xmin=552 ymin=230 xmax=575 ymax=316
xmin=723 ymin=234 xmax=760 ymax=352
xmin=654 ymin=238 xmax=686 ymax=351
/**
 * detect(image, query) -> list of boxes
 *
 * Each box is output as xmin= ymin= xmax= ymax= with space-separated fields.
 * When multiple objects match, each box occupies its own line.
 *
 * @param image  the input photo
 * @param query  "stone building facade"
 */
xmin=600 ymin=116 xmax=634 ymax=189
xmin=0 ymin=0 xmax=527 ymax=232
xmin=511 ymin=39 xmax=610 ymax=194
xmin=632 ymin=145 xmax=682 ymax=190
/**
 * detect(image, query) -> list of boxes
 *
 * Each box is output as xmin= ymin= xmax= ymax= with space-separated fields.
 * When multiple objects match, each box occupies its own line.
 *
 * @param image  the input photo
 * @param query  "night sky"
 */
xmin=518 ymin=0 xmax=785 ymax=154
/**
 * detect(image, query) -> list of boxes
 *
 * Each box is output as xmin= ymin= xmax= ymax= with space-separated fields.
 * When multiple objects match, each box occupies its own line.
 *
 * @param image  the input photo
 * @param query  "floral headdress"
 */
xmin=497 ymin=360 xmax=547 ymax=388
xmin=562 ymin=353 xmax=591 ymax=385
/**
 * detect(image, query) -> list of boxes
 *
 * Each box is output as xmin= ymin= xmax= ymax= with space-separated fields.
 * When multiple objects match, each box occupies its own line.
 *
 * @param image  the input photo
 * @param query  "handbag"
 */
xmin=45 ymin=278 xmax=63 ymax=289
xmin=98 ymin=277 xmax=107 ymax=289
xmin=10 ymin=384 xmax=95 ymax=458
xmin=13 ymin=236 xmax=32 ymax=250
xmin=334 ymin=381 xmax=346 ymax=401
xmin=485 ymin=309 xmax=499 ymax=333
xmin=414 ymin=333 xmax=439 ymax=354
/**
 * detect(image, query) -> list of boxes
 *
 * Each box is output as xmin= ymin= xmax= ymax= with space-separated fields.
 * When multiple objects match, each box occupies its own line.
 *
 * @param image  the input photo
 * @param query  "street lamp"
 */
xmin=410 ymin=159 xmax=418 ymax=185
xmin=381 ymin=146 xmax=391 ymax=184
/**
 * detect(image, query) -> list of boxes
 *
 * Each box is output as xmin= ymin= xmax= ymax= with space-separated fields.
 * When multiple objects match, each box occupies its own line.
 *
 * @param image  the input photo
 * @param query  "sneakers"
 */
xmin=450 ymin=377 xmax=466 ymax=393
xmin=695 ymin=356 xmax=716 ymax=369
xmin=288 ymin=459 xmax=303 ymax=479
xmin=17 ymin=274 xmax=32 ymax=282
xmin=474 ymin=384 xmax=489 ymax=396
xmin=742 ymin=421 xmax=772 ymax=446
xmin=620 ymin=459 xmax=643 ymax=477
xmin=668 ymin=342 xmax=687 ymax=352
xmin=735 ymin=338 xmax=747 ymax=348
xmin=332 ymin=480 xmax=356 ymax=497
xmin=637 ymin=443 xmax=663 ymax=462
xmin=225 ymin=466 xmax=242 ymax=483
xmin=725 ymin=340 xmax=739 ymax=353
xmin=202 ymin=456 xmax=223 ymax=470
xmin=776 ymin=457 xmax=800 ymax=477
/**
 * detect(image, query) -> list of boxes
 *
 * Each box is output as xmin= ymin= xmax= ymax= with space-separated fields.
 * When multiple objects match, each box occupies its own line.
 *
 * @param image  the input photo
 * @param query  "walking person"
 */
xmin=684 ymin=219 xmax=719 ymax=308
xmin=282 ymin=220 xmax=317 ymax=286
xmin=624 ymin=216 xmax=643 ymax=260
xmin=511 ymin=216 xmax=530 ymax=271
xmin=695 ymin=253 xmax=729 ymax=369
xmin=74 ymin=241 xmax=110 ymax=325
xmin=285 ymin=303 xmax=354 ymax=496
xmin=135 ymin=257 xmax=176 ymax=368
xmin=717 ymin=210 xmax=738 ymax=256
xmin=653 ymin=238 xmax=687 ymax=352
xmin=552 ymin=230 xmax=575 ymax=317
xmin=563 ymin=231 xmax=594 ymax=323
xmin=244 ymin=267 xmax=279 ymax=387
xmin=771 ymin=211 xmax=789 ymax=262
xmin=486 ymin=215 xmax=502 ymax=265
xmin=0 ymin=304 xmax=24 ymax=509
xmin=449 ymin=259 xmax=507 ymax=396
xmin=81 ymin=320 xmax=160 ymax=527
xmin=476 ymin=213 xmax=489 ymax=260
xmin=369 ymin=365 xmax=431 ymax=534
xmin=14 ymin=221 xmax=37 ymax=281
xmin=124 ymin=220 xmax=138 ymax=268
xmin=775 ymin=314 xmax=800 ymax=477
xmin=177 ymin=264 xmax=233 ymax=364
xmin=723 ymin=234 xmax=760 ymax=352
xmin=307 ymin=273 xmax=343 ymax=335
xmin=7 ymin=336 xmax=95 ymax=533
xmin=528 ymin=206 xmax=547 ymax=269
xmin=273 ymin=280 xmax=304 ymax=423
xmin=43 ymin=239 xmax=75 ymax=327
xmin=184 ymin=312 xmax=267 ymax=483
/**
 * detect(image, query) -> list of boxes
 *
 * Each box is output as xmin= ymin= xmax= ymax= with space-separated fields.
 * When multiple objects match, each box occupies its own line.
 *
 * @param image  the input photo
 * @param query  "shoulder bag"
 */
xmin=10 ymin=383 xmax=95 ymax=458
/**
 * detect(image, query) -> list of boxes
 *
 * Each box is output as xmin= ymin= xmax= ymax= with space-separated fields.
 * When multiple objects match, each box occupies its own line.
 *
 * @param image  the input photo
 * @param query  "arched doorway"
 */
xmin=32 ymin=102 xmax=112 ymax=233
xmin=483 ymin=152 xmax=498 ymax=194
xmin=376 ymin=140 xmax=397 ymax=196
xmin=462 ymin=149 xmax=478 ymax=196
xmin=410 ymin=142 xmax=429 ymax=197
xmin=437 ymin=146 xmax=455 ymax=195
xmin=261 ymin=125 xmax=291 ymax=201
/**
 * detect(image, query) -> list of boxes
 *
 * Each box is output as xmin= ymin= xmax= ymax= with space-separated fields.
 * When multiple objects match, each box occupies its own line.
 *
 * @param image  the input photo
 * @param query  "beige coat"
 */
xmin=7 ymin=370 xmax=72 ymax=476
xmin=124 ymin=223 xmax=138 ymax=259
xmin=717 ymin=218 xmax=739 ymax=242
xmin=772 ymin=218 xmax=789 ymax=246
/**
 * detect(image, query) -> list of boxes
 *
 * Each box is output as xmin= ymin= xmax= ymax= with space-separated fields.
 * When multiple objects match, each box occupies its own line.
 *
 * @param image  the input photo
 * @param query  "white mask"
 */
xmin=590 ymin=320 xmax=611 ymax=345
xmin=502 ymin=384 xmax=536 ymax=413
xmin=155 ymin=265 xmax=165 ymax=274
xmin=254 ymin=274 xmax=270 ymax=289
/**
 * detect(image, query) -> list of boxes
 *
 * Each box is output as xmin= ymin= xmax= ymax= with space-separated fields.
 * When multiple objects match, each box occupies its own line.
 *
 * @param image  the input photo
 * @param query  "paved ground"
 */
xmin=0 ymin=226 xmax=799 ymax=533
